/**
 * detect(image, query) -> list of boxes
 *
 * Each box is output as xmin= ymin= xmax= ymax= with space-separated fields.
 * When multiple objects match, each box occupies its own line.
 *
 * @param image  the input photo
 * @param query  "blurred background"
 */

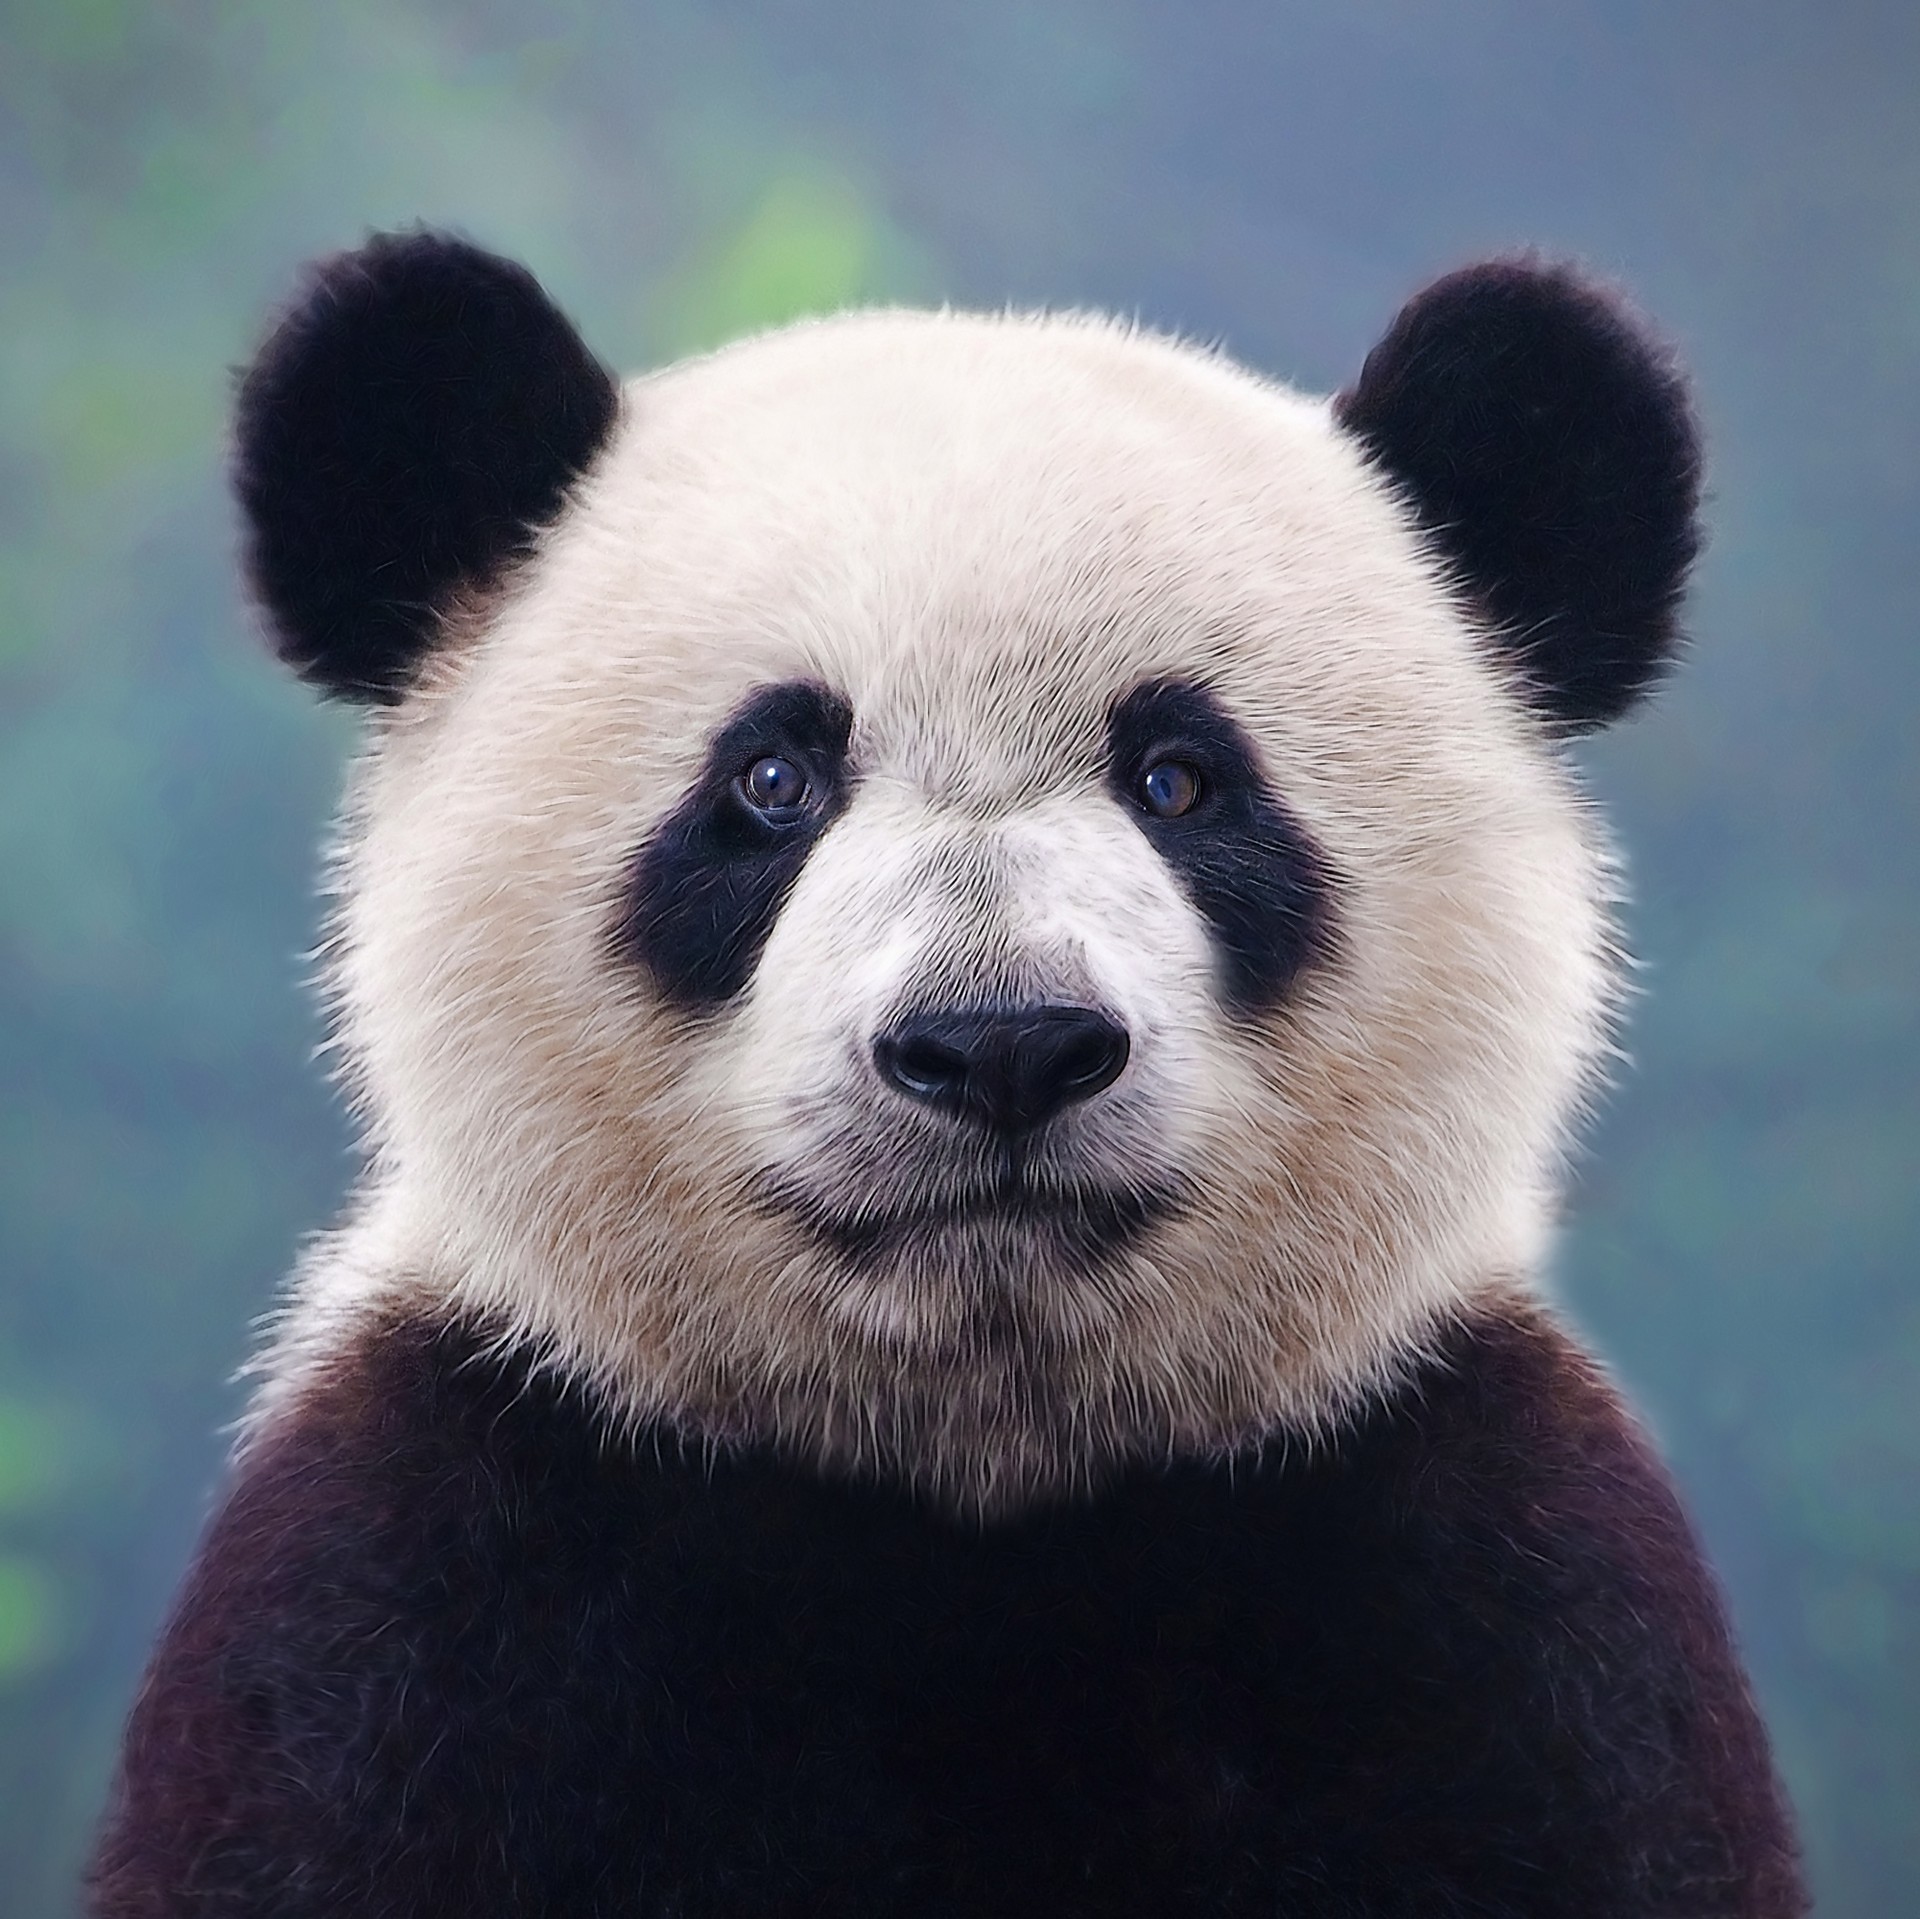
xmin=1 ymin=1 xmax=1914 ymax=1910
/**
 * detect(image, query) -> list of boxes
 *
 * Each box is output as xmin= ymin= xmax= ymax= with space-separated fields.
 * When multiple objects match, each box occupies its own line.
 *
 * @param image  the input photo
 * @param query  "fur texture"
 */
xmin=615 ymin=679 xmax=857 ymax=1005
xmin=1105 ymin=678 xmax=1337 ymax=1011
xmin=234 ymin=230 xmax=620 ymax=702
xmin=1335 ymin=257 xmax=1701 ymax=733
xmin=92 ymin=1299 xmax=1802 ymax=1917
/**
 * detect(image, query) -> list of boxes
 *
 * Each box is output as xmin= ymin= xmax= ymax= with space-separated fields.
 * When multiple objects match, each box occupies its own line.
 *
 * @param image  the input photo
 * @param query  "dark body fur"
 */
xmin=91 ymin=1305 xmax=1801 ymax=1918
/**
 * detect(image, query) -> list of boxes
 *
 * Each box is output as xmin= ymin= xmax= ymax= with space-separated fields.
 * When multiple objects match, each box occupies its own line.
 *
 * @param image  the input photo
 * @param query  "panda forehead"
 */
xmin=470 ymin=307 xmax=1494 ymax=818
xmin=612 ymin=310 xmax=1392 ymax=598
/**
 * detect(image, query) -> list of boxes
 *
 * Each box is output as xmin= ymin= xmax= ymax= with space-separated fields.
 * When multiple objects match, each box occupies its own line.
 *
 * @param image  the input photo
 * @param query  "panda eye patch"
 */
xmin=738 ymin=755 xmax=810 ymax=819
xmin=1106 ymin=678 xmax=1338 ymax=1014
xmin=617 ymin=679 xmax=854 ymax=1006
xmin=1138 ymin=760 xmax=1202 ymax=819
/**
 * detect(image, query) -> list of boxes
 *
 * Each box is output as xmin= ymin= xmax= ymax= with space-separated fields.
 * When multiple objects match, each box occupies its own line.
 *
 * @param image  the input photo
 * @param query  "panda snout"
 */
xmin=872 ymin=1004 xmax=1130 ymax=1137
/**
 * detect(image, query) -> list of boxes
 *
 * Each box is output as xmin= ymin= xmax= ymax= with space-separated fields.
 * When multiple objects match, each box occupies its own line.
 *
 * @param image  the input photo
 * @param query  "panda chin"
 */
xmin=762 ymin=1174 xmax=1184 ymax=1278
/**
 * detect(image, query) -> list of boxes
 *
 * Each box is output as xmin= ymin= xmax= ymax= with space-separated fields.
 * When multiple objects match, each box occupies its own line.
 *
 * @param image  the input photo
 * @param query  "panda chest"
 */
xmin=267 ymin=1315 xmax=1567 ymax=1912
xmin=466 ymin=1419 xmax=1432 ymax=1900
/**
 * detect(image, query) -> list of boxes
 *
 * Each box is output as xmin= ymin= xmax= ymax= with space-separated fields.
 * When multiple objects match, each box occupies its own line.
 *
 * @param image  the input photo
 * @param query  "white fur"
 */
xmin=255 ymin=309 xmax=1617 ymax=1516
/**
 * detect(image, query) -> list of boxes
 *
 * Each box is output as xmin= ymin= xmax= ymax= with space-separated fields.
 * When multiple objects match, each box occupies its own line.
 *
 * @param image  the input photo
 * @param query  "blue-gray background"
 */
xmin=3 ymin=3 xmax=1914 ymax=1911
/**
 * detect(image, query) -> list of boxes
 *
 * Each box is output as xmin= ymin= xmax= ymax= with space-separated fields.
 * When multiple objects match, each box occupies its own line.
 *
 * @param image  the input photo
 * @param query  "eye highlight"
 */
xmin=738 ymin=755 xmax=810 ymax=819
xmin=1139 ymin=759 xmax=1202 ymax=819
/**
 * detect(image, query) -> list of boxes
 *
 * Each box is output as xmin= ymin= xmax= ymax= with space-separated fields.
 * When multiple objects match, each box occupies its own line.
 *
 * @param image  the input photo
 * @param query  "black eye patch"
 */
xmin=614 ymin=681 xmax=855 ymax=1007
xmin=1106 ymin=680 xmax=1338 ymax=1014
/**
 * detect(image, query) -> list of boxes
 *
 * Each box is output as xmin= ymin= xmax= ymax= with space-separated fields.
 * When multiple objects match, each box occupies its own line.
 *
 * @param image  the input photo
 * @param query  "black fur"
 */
xmin=1107 ymin=679 xmax=1337 ymax=1014
xmin=90 ymin=1305 xmax=1803 ymax=1917
xmin=1336 ymin=258 xmax=1702 ymax=734
xmin=614 ymin=680 xmax=856 ymax=1006
xmin=234 ymin=231 xmax=620 ymax=703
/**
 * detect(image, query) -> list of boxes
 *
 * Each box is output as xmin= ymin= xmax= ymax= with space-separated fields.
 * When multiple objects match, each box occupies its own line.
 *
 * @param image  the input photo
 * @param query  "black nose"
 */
xmin=874 ymin=1004 xmax=1131 ymax=1135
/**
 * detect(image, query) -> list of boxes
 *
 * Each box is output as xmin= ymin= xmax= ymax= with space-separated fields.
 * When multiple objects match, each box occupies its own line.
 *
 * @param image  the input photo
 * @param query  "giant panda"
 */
xmin=89 ymin=231 xmax=1805 ymax=1918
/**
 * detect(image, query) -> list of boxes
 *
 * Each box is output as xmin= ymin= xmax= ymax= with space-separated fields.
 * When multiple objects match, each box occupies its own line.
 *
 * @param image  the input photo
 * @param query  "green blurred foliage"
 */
xmin=1 ymin=2 xmax=1914 ymax=1912
xmin=653 ymin=170 xmax=936 ymax=353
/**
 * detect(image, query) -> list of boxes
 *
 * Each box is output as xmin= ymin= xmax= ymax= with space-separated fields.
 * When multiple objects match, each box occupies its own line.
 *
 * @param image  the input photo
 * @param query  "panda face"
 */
xmin=315 ymin=306 xmax=1616 ymax=1514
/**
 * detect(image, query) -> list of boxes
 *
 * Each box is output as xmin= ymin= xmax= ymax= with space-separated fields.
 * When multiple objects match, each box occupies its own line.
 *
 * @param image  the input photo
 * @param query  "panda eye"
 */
xmin=1138 ymin=759 xmax=1202 ymax=820
xmin=736 ymin=754 xmax=811 ymax=820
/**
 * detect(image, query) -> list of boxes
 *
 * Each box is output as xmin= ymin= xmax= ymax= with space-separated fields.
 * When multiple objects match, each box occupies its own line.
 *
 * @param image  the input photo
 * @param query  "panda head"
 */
xmin=241 ymin=232 xmax=1698 ymax=1517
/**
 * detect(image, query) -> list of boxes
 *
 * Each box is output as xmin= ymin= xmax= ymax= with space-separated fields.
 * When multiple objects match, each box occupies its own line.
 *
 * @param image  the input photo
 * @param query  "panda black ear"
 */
xmin=1335 ymin=258 xmax=1702 ymax=734
xmin=234 ymin=230 xmax=621 ymax=704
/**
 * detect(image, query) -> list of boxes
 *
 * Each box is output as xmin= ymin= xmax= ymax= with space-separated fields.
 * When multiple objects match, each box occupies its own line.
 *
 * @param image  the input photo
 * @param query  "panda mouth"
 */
xmin=763 ymin=1176 xmax=1183 ymax=1270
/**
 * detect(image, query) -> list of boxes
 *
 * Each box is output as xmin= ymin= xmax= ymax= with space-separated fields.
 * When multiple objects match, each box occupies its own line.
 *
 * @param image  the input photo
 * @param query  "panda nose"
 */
xmin=873 ymin=1005 xmax=1131 ymax=1136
